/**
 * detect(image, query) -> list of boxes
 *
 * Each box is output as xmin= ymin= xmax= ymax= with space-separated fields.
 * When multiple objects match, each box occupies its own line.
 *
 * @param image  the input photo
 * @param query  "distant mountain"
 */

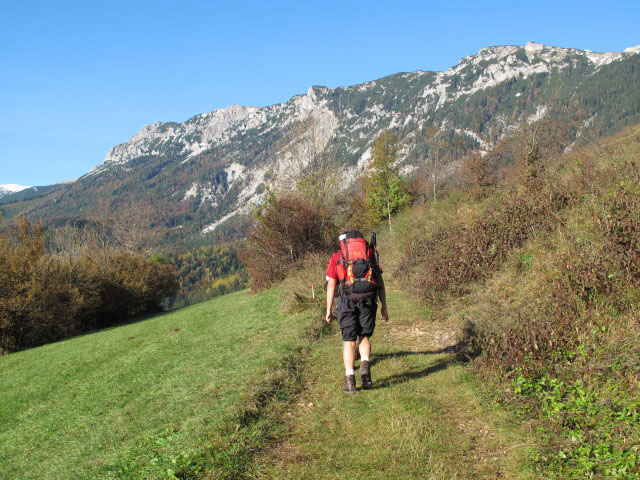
xmin=0 ymin=184 xmax=31 ymax=198
xmin=3 ymin=42 xmax=639 ymax=246
xmin=0 ymin=181 xmax=75 ymax=206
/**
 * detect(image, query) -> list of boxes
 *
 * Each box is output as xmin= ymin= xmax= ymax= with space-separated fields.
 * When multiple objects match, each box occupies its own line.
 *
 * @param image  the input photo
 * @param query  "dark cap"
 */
xmin=344 ymin=230 xmax=364 ymax=239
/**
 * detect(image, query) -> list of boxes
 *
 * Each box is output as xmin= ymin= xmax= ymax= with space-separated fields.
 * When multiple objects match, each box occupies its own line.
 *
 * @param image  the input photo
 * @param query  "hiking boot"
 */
xmin=360 ymin=360 xmax=372 ymax=390
xmin=343 ymin=374 xmax=356 ymax=394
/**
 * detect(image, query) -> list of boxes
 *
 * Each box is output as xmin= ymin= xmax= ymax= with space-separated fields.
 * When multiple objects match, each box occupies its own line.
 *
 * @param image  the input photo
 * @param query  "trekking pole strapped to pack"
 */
xmin=370 ymin=231 xmax=380 ymax=270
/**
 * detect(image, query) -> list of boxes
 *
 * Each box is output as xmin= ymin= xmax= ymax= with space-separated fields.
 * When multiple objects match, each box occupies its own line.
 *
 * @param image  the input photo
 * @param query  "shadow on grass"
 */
xmin=369 ymin=343 xmax=461 ymax=367
xmin=371 ymin=356 xmax=455 ymax=389
xmin=362 ymin=344 xmax=463 ymax=390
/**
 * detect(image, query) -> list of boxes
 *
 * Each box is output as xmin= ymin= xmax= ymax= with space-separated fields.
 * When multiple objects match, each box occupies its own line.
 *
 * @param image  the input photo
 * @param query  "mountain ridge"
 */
xmin=3 ymin=41 xmax=639 ymax=245
xmin=90 ymin=42 xmax=639 ymax=170
xmin=0 ymin=184 xmax=31 ymax=196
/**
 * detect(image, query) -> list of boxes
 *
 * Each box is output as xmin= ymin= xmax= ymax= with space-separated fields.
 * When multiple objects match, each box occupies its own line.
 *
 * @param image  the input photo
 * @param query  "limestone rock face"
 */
xmin=6 ymin=42 xmax=640 ymax=243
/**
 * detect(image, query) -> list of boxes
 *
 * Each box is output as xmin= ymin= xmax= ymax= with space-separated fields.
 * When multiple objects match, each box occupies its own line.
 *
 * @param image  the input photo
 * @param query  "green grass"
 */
xmin=0 ymin=289 xmax=310 ymax=480
xmin=0 ymin=278 xmax=553 ymax=479
xmin=252 ymin=290 xmax=538 ymax=479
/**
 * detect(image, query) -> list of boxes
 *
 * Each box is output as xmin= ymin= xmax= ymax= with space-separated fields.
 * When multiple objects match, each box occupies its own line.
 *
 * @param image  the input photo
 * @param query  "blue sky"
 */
xmin=1 ymin=0 xmax=639 ymax=186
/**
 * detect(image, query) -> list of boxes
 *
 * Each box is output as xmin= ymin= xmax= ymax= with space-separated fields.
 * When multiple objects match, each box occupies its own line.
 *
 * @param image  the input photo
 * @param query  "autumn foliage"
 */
xmin=240 ymin=194 xmax=330 ymax=290
xmin=0 ymin=218 xmax=177 ymax=353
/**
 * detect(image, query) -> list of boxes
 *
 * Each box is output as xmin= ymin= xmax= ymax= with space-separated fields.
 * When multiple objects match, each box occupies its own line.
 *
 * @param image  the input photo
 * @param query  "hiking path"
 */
xmin=254 ymin=288 xmax=538 ymax=480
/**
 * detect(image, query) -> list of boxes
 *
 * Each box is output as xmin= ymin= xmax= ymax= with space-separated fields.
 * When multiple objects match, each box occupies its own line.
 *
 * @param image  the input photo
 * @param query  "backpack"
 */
xmin=336 ymin=230 xmax=378 ymax=301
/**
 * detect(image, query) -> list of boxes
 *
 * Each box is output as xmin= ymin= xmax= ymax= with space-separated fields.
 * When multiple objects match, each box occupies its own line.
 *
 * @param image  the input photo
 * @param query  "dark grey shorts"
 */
xmin=338 ymin=297 xmax=377 ymax=341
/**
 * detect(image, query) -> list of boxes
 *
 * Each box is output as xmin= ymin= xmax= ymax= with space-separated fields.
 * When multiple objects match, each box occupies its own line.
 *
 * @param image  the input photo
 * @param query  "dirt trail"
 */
xmin=254 ymin=290 xmax=536 ymax=479
xmin=381 ymin=306 xmax=531 ymax=479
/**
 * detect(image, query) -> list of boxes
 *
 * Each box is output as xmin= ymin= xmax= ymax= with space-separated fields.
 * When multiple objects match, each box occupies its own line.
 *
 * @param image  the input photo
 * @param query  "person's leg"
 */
xmin=343 ymin=341 xmax=356 ymax=372
xmin=342 ymin=341 xmax=357 ymax=393
xmin=358 ymin=300 xmax=377 ymax=390
xmin=338 ymin=298 xmax=358 ymax=393
xmin=357 ymin=336 xmax=371 ymax=360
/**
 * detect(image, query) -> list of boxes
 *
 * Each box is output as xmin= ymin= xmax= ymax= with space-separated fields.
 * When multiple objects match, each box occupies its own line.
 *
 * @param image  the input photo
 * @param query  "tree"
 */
xmin=280 ymin=116 xmax=340 ymax=243
xmin=511 ymin=102 xmax=577 ymax=179
xmin=424 ymin=127 xmax=448 ymax=201
xmin=364 ymin=130 xmax=410 ymax=231
xmin=463 ymin=150 xmax=498 ymax=196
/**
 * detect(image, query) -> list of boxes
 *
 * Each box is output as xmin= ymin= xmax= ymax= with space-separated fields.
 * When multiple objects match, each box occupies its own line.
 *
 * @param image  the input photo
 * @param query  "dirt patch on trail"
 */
xmin=385 ymin=321 xmax=459 ymax=351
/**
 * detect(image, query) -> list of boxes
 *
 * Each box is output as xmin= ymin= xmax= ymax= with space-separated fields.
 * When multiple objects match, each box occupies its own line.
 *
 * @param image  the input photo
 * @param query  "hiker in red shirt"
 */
xmin=325 ymin=230 xmax=389 ymax=393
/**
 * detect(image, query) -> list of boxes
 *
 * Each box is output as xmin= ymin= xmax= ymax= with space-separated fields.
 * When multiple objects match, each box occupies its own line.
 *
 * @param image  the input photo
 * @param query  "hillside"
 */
xmin=2 ymin=128 xmax=639 ymax=479
xmin=241 ymin=125 xmax=640 ymax=478
xmin=375 ymin=125 xmax=640 ymax=478
xmin=2 ymin=42 xmax=639 ymax=247
xmin=0 ymin=289 xmax=313 ymax=479
xmin=0 ymin=288 xmax=541 ymax=480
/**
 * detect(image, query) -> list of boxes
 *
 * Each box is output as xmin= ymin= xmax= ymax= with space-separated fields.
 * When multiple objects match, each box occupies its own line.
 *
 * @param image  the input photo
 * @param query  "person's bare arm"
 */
xmin=326 ymin=277 xmax=336 ymax=323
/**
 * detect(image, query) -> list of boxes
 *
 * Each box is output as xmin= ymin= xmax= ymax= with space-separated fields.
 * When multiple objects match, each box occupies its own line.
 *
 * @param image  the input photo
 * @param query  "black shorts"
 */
xmin=338 ymin=297 xmax=377 ymax=341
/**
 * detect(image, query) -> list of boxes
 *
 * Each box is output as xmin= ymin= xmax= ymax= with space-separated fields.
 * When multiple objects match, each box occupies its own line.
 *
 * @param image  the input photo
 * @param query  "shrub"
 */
xmin=240 ymin=194 xmax=330 ymax=290
xmin=78 ymin=251 xmax=178 ymax=329
xmin=400 ymin=180 xmax=568 ymax=302
xmin=0 ymin=219 xmax=81 ymax=351
xmin=447 ymin=131 xmax=640 ymax=478
xmin=462 ymin=151 xmax=499 ymax=196
xmin=564 ymin=176 xmax=640 ymax=308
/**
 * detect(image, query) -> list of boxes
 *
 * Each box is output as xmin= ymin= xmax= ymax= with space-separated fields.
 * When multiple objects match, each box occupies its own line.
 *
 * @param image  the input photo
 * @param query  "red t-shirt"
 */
xmin=325 ymin=251 xmax=343 ymax=281
xmin=325 ymin=247 xmax=379 ymax=281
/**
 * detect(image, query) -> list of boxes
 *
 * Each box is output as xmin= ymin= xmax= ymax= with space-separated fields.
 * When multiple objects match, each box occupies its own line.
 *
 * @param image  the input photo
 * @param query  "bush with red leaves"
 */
xmin=240 ymin=194 xmax=330 ymax=290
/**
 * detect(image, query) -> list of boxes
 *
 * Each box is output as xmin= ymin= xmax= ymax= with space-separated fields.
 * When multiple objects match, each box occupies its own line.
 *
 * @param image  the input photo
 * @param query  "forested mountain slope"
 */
xmin=2 ymin=43 xmax=639 ymax=247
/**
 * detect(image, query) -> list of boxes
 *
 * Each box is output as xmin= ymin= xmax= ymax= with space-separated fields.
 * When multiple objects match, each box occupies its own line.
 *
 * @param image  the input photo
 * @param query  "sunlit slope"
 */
xmin=0 ymin=289 xmax=306 ymax=479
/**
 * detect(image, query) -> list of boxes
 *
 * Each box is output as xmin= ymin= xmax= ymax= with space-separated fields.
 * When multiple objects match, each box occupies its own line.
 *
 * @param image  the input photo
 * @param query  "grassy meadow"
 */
xmin=0 ymin=275 xmax=539 ymax=480
xmin=0 ymin=289 xmax=311 ymax=479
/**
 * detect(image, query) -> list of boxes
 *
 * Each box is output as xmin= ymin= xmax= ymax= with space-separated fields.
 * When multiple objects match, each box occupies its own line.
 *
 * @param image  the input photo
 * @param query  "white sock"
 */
xmin=361 ymin=356 xmax=370 ymax=362
xmin=345 ymin=368 xmax=355 ymax=375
